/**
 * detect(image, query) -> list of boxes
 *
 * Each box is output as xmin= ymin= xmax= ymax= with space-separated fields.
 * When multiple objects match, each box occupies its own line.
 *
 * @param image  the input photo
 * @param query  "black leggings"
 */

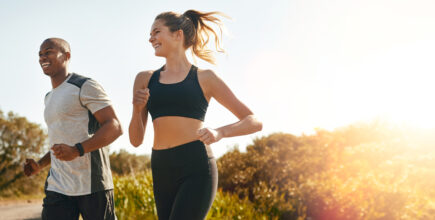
xmin=151 ymin=140 xmax=218 ymax=220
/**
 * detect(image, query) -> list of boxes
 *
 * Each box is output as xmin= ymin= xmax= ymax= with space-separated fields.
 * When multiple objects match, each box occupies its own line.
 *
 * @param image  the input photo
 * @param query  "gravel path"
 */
xmin=0 ymin=201 xmax=42 ymax=220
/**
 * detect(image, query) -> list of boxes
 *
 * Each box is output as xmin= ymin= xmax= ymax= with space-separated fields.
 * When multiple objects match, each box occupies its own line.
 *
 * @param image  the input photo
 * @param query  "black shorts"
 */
xmin=42 ymin=189 xmax=116 ymax=220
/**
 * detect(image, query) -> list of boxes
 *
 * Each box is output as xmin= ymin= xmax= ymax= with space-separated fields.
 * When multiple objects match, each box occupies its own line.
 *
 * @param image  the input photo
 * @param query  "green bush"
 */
xmin=114 ymin=171 xmax=157 ymax=220
xmin=113 ymin=171 xmax=282 ymax=220
xmin=217 ymin=122 xmax=435 ymax=219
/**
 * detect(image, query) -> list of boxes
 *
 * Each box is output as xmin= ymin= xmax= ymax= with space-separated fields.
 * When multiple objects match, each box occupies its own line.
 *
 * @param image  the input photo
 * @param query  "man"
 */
xmin=24 ymin=38 xmax=123 ymax=220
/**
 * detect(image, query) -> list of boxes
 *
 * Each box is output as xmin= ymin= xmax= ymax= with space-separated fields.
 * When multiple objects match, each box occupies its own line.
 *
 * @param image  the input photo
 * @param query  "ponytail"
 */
xmin=155 ymin=10 xmax=227 ymax=64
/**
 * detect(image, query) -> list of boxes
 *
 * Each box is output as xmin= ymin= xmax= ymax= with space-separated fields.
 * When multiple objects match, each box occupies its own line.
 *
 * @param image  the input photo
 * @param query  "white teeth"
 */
xmin=153 ymin=44 xmax=160 ymax=49
xmin=41 ymin=63 xmax=50 ymax=67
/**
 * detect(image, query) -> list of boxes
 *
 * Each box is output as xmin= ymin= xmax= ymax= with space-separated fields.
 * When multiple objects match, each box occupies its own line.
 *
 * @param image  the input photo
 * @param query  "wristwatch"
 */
xmin=75 ymin=143 xmax=85 ymax=157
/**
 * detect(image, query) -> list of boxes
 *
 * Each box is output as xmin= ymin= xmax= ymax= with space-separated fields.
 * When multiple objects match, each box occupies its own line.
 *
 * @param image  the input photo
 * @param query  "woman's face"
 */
xmin=149 ymin=19 xmax=180 ymax=57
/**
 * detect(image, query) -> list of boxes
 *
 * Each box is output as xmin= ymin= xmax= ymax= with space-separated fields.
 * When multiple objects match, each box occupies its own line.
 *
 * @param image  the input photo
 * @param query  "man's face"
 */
xmin=38 ymin=41 xmax=69 ymax=76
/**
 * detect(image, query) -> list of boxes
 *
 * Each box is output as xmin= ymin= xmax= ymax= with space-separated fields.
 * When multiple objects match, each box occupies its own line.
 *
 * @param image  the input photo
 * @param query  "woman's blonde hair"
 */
xmin=155 ymin=10 xmax=227 ymax=64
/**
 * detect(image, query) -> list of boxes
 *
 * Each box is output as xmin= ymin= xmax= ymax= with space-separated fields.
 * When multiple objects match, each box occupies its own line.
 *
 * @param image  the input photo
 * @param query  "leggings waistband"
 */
xmin=152 ymin=140 xmax=214 ymax=158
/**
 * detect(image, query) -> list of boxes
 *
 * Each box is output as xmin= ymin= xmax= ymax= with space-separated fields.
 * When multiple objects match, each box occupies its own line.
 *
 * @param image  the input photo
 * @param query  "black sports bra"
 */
xmin=147 ymin=65 xmax=208 ymax=121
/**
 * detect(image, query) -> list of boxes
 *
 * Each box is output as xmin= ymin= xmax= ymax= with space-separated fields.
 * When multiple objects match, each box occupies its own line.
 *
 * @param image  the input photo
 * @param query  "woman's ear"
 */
xmin=175 ymin=29 xmax=184 ymax=41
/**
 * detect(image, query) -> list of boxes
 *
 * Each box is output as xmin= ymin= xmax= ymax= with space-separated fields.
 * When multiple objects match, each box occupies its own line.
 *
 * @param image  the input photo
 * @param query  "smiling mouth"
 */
xmin=153 ymin=44 xmax=161 ymax=49
xmin=41 ymin=62 xmax=50 ymax=68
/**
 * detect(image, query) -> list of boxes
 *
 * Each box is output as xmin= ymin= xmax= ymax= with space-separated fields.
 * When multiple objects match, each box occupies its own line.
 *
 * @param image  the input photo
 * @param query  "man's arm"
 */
xmin=81 ymin=106 xmax=123 ymax=153
xmin=38 ymin=151 xmax=51 ymax=167
xmin=24 ymin=151 xmax=51 ymax=176
xmin=52 ymin=106 xmax=123 ymax=161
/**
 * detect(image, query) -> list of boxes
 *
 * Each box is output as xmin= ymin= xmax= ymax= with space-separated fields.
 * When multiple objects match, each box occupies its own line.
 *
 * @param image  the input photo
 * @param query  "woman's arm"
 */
xmin=129 ymin=71 xmax=153 ymax=147
xmin=197 ymin=70 xmax=262 ymax=144
xmin=215 ymin=114 xmax=262 ymax=138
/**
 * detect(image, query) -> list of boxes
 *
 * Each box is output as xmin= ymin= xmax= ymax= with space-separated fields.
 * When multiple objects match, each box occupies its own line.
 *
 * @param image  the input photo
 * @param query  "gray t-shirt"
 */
xmin=44 ymin=73 xmax=113 ymax=196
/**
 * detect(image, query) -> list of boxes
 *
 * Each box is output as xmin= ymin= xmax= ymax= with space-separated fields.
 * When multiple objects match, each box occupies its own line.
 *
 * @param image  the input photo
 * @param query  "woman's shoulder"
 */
xmin=196 ymin=68 xmax=225 ymax=95
xmin=136 ymin=70 xmax=154 ymax=78
xmin=196 ymin=68 xmax=218 ymax=82
xmin=134 ymin=70 xmax=155 ymax=87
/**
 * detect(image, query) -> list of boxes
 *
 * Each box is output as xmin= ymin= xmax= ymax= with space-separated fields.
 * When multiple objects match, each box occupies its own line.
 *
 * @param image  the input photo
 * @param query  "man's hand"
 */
xmin=24 ymin=159 xmax=40 ymax=176
xmin=52 ymin=144 xmax=80 ymax=161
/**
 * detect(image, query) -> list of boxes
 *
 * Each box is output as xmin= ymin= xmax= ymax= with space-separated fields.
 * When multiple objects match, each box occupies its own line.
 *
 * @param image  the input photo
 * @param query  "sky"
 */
xmin=1 ymin=0 xmax=435 ymax=158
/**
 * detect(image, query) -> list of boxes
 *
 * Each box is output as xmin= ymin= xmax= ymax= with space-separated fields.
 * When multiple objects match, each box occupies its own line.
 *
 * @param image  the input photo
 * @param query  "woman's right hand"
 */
xmin=133 ymin=88 xmax=150 ymax=112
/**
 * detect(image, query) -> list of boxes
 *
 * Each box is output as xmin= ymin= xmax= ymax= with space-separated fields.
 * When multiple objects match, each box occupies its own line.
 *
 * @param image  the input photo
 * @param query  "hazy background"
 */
xmin=1 ymin=0 xmax=434 ymax=158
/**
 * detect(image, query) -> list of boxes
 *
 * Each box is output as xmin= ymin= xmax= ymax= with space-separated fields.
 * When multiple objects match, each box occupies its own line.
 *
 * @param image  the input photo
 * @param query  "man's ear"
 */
xmin=64 ymin=51 xmax=71 ymax=62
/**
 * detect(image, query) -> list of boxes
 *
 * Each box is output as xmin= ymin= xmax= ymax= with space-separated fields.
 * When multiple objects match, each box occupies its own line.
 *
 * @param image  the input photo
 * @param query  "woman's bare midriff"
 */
xmin=152 ymin=116 xmax=204 ymax=150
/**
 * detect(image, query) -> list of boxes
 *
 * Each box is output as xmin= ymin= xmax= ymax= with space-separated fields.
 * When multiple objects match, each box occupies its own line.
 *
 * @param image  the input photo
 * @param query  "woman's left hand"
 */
xmin=197 ymin=128 xmax=223 ymax=145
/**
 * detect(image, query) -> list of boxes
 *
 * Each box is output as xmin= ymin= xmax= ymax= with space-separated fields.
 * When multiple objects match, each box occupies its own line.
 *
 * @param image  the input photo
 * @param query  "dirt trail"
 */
xmin=0 ymin=200 xmax=42 ymax=220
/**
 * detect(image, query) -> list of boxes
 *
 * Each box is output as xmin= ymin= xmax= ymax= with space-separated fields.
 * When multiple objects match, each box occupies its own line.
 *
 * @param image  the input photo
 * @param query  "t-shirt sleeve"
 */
xmin=80 ymin=79 xmax=112 ymax=114
xmin=44 ymin=92 xmax=51 ymax=106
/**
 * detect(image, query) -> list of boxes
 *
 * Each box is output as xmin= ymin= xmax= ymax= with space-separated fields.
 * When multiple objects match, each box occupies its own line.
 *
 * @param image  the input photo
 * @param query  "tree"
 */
xmin=110 ymin=149 xmax=151 ymax=176
xmin=0 ymin=110 xmax=47 ymax=196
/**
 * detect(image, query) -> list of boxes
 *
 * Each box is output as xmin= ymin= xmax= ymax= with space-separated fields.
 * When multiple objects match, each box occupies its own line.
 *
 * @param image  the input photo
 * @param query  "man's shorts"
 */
xmin=42 ymin=189 xmax=116 ymax=220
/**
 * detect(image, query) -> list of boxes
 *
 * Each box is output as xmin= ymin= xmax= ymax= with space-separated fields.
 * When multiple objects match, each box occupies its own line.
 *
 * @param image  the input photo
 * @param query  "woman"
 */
xmin=129 ymin=10 xmax=262 ymax=220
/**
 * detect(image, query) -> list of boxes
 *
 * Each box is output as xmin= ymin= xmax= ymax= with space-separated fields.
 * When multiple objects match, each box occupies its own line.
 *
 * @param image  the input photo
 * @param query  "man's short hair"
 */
xmin=42 ymin=38 xmax=71 ymax=54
